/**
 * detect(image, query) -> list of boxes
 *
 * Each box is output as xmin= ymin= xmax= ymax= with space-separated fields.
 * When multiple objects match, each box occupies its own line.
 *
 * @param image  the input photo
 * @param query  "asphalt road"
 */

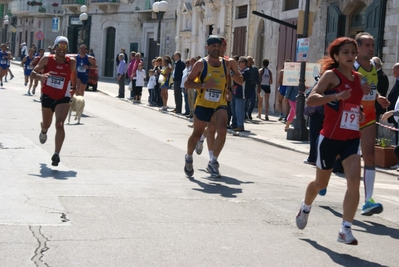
xmin=1 ymin=66 xmax=398 ymax=267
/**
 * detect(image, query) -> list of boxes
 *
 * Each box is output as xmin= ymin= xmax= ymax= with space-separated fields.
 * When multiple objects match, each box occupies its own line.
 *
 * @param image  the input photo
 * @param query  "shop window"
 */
xmin=284 ymin=0 xmax=299 ymax=11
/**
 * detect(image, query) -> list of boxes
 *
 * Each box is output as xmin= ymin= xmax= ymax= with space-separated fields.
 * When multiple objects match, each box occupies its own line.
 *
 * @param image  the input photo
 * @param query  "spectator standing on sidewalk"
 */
xmin=181 ymin=59 xmax=191 ymax=115
xmin=172 ymin=52 xmax=186 ymax=114
xmin=159 ymin=56 xmax=173 ymax=112
xmin=133 ymin=63 xmax=146 ymax=103
xmin=284 ymin=85 xmax=299 ymax=131
xmin=257 ymin=58 xmax=272 ymax=120
xmin=116 ymin=54 xmax=127 ymax=98
xmin=154 ymin=57 xmax=163 ymax=107
xmin=127 ymin=51 xmax=137 ymax=100
xmin=233 ymin=57 xmax=251 ymax=131
xmin=245 ymin=56 xmax=260 ymax=121
xmin=20 ymin=42 xmax=27 ymax=60
xmin=147 ymin=69 xmax=156 ymax=106
xmin=115 ymin=47 xmax=128 ymax=66
xmin=277 ymin=60 xmax=291 ymax=122
xmin=130 ymin=53 xmax=143 ymax=101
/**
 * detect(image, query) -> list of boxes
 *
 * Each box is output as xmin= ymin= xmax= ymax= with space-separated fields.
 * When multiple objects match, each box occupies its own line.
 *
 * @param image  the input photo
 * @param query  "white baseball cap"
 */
xmin=53 ymin=36 xmax=69 ymax=49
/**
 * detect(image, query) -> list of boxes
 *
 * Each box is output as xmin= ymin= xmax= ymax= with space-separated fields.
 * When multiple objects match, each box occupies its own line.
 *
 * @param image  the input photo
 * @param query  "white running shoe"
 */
xmin=337 ymin=226 xmax=358 ymax=245
xmin=295 ymin=202 xmax=310 ymax=230
xmin=39 ymin=131 xmax=47 ymax=144
xmin=195 ymin=140 xmax=204 ymax=155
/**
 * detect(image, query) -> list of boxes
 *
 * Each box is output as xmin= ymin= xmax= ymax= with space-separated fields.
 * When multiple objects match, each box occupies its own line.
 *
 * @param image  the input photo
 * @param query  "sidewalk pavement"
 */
xmin=10 ymin=59 xmax=399 ymax=177
xmin=94 ymin=78 xmax=399 ymax=177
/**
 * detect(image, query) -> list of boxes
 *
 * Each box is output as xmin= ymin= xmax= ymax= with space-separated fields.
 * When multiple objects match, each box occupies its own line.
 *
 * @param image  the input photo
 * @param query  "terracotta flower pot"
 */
xmin=375 ymin=145 xmax=397 ymax=168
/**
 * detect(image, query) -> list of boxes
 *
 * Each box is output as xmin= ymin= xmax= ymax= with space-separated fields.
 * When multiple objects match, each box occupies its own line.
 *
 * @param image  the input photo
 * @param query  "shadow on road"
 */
xmin=300 ymin=238 xmax=389 ymax=267
xmin=188 ymin=176 xmax=245 ymax=198
xmin=29 ymin=163 xmax=77 ymax=180
xmin=320 ymin=205 xmax=399 ymax=240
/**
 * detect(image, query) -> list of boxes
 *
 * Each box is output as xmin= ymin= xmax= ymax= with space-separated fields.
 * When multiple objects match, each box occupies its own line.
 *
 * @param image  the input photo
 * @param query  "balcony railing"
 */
xmin=90 ymin=0 xmax=119 ymax=3
xmin=11 ymin=1 xmax=63 ymax=15
xmin=61 ymin=0 xmax=86 ymax=5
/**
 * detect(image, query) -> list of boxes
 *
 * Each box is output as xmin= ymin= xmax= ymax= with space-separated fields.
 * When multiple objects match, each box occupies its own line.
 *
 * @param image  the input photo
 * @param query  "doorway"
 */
xmin=104 ymin=27 xmax=116 ymax=77
xmin=147 ymin=38 xmax=158 ymax=73
xmin=275 ymin=18 xmax=297 ymax=112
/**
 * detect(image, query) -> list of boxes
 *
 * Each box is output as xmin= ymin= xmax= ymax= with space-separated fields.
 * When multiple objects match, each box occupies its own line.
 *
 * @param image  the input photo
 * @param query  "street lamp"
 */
xmin=3 ymin=15 xmax=9 ymax=44
xmin=152 ymin=0 xmax=169 ymax=55
xmin=79 ymin=5 xmax=88 ymax=46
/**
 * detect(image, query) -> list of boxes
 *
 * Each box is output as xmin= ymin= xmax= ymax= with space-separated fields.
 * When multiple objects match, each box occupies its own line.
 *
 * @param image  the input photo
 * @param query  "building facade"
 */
xmin=176 ymin=0 xmax=397 ymax=113
xmin=1 ymin=0 xmax=398 ymax=115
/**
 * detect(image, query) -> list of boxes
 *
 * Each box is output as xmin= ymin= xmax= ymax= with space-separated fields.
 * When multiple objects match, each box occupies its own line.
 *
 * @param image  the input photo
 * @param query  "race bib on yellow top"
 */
xmin=47 ymin=75 xmax=65 ymax=90
xmin=340 ymin=103 xmax=359 ymax=131
xmin=362 ymin=84 xmax=377 ymax=101
xmin=204 ymin=89 xmax=222 ymax=102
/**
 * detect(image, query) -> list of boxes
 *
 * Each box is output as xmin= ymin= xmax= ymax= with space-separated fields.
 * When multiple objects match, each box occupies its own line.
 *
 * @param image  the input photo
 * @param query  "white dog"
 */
xmin=68 ymin=95 xmax=85 ymax=124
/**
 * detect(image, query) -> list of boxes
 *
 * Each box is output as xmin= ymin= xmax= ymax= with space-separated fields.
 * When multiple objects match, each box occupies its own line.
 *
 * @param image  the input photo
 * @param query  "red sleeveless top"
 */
xmin=41 ymin=56 xmax=72 ymax=100
xmin=320 ymin=69 xmax=363 ymax=140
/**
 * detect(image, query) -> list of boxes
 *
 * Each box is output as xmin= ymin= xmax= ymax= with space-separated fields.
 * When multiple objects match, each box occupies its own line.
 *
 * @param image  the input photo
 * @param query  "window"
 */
xmin=284 ymin=0 xmax=299 ymax=11
xmin=237 ymin=5 xmax=248 ymax=19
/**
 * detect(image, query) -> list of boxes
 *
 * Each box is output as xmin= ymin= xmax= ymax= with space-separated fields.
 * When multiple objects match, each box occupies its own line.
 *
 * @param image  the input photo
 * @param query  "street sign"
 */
xmin=296 ymin=38 xmax=309 ymax=62
xmin=282 ymin=62 xmax=320 ymax=87
xmin=52 ymin=17 xmax=59 ymax=32
xmin=35 ymin=31 xmax=44 ymax=40
xmin=11 ymin=26 xmax=17 ymax=33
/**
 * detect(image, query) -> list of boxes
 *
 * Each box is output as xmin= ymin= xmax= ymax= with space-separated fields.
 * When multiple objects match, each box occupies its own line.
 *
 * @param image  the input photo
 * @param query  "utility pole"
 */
xmin=286 ymin=0 xmax=310 ymax=141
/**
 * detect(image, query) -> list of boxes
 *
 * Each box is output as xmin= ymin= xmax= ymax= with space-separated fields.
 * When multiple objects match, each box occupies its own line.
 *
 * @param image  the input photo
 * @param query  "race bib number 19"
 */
xmin=204 ymin=89 xmax=222 ymax=102
xmin=47 ymin=75 xmax=65 ymax=90
xmin=340 ymin=103 xmax=359 ymax=131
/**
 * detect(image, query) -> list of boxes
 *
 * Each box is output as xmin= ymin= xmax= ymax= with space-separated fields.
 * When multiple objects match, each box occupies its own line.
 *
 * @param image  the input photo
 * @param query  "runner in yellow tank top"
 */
xmin=353 ymin=61 xmax=378 ymax=128
xmin=183 ymin=35 xmax=243 ymax=178
xmin=194 ymin=57 xmax=227 ymax=109
xmin=352 ymin=32 xmax=389 ymax=217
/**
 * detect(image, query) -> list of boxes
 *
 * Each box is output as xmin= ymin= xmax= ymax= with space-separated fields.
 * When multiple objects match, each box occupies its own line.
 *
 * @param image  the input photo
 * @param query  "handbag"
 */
xmin=128 ymin=80 xmax=133 ymax=91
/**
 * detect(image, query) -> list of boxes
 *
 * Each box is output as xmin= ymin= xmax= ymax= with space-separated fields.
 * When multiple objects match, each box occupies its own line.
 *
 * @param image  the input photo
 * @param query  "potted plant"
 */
xmin=30 ymin=1 xmax=37 ymax=6
xmin=375 ymin=137 xmax=397 ymax=168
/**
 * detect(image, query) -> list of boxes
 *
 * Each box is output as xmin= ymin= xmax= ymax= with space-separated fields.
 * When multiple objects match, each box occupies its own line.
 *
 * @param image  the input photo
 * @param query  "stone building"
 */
xmin=176 ymin=0 xmax=398 ymax=113
xmin=1 ymin=0 xmax=398 ymax=113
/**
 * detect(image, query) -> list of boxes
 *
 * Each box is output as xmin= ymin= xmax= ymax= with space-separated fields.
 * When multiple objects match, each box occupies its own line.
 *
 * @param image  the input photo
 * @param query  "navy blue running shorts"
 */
xmin=316 ymin=135 xmax=360 ymax=170
xmin=195 ymin=105 xmax=228 ymax=122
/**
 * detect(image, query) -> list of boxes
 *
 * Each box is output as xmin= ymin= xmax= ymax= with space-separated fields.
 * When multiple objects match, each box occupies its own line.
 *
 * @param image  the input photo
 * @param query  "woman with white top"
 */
xmin=257 ymin=59 xmax=273 ymax=120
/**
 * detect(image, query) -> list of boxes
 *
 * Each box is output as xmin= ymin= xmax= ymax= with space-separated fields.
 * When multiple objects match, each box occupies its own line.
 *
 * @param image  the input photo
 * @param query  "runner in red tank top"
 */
xmin=31 ymin=36 xmax=77 ymax=167
xmin=295 ymin=37 xmax=368 ymax=245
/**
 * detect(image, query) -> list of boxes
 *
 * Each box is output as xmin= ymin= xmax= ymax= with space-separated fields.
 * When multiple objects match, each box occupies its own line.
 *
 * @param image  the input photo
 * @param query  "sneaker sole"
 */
xmin=51 ymin=161 xmax=59 ymax=166
xmin=51 ymin=156 xmax=60 ymax=166
xmin=184 ymin=161 xmax=194 ymax=177
xmin=337 ymin=237 xmax=358 ymax=245
xmin=361 ymin=205 xmax=383 ymax=216
xmin=295 ymin=206 xmax=310 ymax=230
